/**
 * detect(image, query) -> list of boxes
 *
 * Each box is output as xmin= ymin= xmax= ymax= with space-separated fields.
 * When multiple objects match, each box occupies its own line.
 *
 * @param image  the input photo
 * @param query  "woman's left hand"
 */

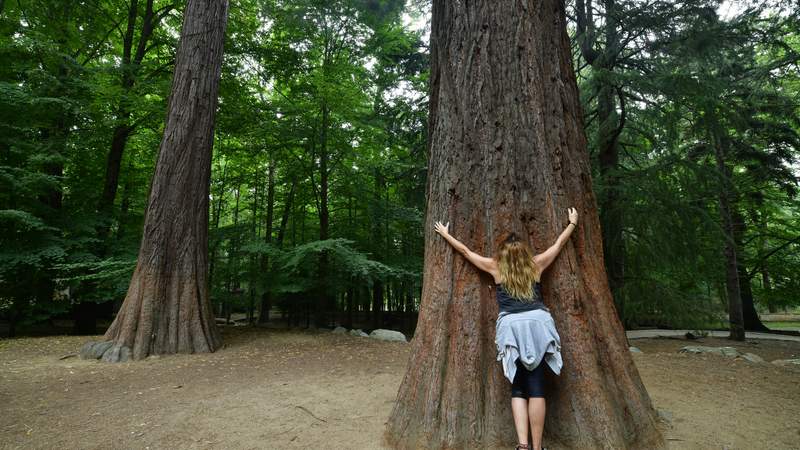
xmin=433 ymin=220 xmax=450 ymax=236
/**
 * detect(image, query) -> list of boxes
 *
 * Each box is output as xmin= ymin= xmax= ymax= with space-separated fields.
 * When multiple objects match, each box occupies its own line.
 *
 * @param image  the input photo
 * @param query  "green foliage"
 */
xmin=2 ymin=0 xmax=795 ymax=334
xmin=575 ymin=0 xmax=800 ymax=327
xmin=240 ymin=238 xmax=414 ymax=295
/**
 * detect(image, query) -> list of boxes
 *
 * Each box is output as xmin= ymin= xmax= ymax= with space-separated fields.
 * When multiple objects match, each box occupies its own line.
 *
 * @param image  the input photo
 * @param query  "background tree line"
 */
xmin=0 ymin=0 xmax=797 ymax=337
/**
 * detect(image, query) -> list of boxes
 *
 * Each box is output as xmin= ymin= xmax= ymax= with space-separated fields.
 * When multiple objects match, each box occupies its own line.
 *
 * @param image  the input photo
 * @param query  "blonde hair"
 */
xmin=495 ymin=233 xmax=541 ymax=301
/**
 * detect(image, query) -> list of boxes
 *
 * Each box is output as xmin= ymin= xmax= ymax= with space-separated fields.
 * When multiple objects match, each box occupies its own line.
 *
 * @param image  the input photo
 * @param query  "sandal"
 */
xmin=515 ymin=445 xmax=529 ymax=450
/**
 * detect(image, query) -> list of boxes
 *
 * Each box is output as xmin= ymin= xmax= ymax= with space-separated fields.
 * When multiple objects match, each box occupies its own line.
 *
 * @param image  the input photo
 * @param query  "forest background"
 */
xmin=1 ymin=0 xmax=798 ymax=338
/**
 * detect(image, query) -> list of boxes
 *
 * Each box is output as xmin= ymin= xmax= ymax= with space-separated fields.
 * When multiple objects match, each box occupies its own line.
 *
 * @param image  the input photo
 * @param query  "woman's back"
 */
xmin=496 ymin=281 xmax=547 ymax=314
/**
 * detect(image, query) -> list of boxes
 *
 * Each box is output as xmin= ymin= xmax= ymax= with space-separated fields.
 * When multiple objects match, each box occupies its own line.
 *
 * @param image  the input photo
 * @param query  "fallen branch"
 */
xmin=295 ymin=405 xmax=327 ymax=423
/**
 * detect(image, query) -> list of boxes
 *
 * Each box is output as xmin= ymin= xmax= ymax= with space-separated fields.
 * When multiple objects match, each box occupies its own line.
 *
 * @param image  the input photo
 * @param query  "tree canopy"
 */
xmin=0 ymin=0 xmax=798 ymax=336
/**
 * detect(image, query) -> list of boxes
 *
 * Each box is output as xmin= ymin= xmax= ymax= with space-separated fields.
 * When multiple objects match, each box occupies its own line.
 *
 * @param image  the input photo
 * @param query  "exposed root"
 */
xmin=79 ymin=340 xmax=132 ymax=363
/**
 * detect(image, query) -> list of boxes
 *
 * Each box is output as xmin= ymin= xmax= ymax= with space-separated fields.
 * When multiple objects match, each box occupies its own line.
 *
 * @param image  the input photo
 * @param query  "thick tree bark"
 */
xmin=80 ymin=0 xmax=229 ymax=362
xmin=385 ymin=1 xmax=665 ymax=449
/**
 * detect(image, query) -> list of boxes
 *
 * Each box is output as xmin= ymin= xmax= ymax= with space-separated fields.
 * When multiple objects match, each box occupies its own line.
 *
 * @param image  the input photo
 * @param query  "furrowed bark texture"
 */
xmin=87 ymin=0 xmax=229 ymax=362
xmin=385 ymin=1 xmax=665 ymax=449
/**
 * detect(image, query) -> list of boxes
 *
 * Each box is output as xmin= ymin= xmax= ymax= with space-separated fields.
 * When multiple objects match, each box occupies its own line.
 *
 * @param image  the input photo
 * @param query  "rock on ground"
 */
xmin=657 ymin=408 xmax=674 ymax=423
xmin=331 ymin=326 xmax=347 ymax=334
xmin=349 ymin=329 xmax=368 ymax=337
xmin=368 ymin=329 xmax=407 ymax=342
xmin=771 ymin=358 xmax=800 ymax=367
xmin=679 ymin=345 xmax=741 ymax=358
xmin=739 ymin=352 xmax=764 ymax=363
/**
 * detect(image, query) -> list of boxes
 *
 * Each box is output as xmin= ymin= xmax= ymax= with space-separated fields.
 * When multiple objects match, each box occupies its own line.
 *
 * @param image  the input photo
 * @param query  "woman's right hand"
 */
xmin=568 ymin=207 xmax=578 ymax=225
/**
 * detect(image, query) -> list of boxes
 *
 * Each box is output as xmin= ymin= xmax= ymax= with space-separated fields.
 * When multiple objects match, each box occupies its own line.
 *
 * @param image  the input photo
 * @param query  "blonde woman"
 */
xmin=433 ymin=207 xmax=578 ymax=450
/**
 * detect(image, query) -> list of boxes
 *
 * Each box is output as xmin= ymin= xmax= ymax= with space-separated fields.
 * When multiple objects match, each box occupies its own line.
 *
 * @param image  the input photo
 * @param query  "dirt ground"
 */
xmin=1 ymin=327 xmax=799 ymax=450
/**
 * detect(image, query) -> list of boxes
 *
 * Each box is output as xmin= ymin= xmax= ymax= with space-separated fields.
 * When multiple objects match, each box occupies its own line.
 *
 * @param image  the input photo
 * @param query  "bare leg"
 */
xmin=511 ymin=397 xmax=530 ymax=446
xmin=528 ymin=397 xmax=546 ymax=450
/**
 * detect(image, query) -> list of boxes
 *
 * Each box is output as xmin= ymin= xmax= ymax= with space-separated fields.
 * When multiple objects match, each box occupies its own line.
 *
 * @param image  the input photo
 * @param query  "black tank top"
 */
xmin=495 ymin=281 xmax=547 ymax=314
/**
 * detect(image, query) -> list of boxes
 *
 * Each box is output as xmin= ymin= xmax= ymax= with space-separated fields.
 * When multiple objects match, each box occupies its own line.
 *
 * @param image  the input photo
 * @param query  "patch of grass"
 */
xmin=764 ymin=321 xmax=800 ymax=331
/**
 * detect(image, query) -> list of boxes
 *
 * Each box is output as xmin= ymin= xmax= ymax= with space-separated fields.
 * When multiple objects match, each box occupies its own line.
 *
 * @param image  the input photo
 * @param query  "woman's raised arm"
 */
xmin=433 ymin=221 xmax=498 ymax=277
xmin=533 ymin=207 xmax=579 ymax=273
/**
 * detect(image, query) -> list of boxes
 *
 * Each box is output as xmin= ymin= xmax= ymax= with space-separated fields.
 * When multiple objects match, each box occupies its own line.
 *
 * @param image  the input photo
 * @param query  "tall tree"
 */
xmin=80 ymin=0 xmax=230 ymax=362
xmin=98 ymin=0 xmax=176 ymax=219
xmin=385 ymin=0 xmax=664 ymax=448
xmin=575 ymin=0 xmax=627 ymax=314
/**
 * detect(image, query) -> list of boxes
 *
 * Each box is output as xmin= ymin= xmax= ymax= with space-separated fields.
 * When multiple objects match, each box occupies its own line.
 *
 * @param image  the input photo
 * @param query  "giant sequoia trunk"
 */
xmin=80 ymin=0 xmax=229 ymax=362
xmin=385 ymin=1 xmax=665 ymax=449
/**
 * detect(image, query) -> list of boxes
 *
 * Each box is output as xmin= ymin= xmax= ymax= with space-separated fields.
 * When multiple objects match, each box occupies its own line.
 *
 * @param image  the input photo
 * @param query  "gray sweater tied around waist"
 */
xmin=495 ymin=308 xmax=563 ymax=384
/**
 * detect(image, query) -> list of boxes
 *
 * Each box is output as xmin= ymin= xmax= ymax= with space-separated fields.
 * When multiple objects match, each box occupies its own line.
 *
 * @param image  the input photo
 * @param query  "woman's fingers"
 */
xmin=433 ymin=220 xmax=449 ymax=235
xmin=567 ymin=207 xmax=578 ymax=224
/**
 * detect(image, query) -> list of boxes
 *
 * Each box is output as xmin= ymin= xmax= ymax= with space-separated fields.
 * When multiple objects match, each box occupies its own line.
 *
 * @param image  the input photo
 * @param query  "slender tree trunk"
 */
xmin=80 ymin=0 xmax=229 ymax=362
xmin=99 ymin=121 xmax=132 ymax=214
xmin=756 ymin=207 xmax=776 ymax=314
xmin=576 ymin=0 xmax=626 ymax=320
xmin=209 ymin=160 xmax=227 ymax=287
xmin=277 ymin=180 xmax=295 ymax=247
xmin=710 ymin=123 xmax=745 ymax=341
xmin=98 ymin=0 xmax=170 ymax=217
xmin=97 ymin=0 xmax=138 ymax=217
xmin=345 ymin=285 xmax=354 ymax=329
xmin=259 ymin=160 xmax=276 ymax=324
xmin=248 ymin=169 xmax=260 ymax=324
xmin=385 ymin=1 xmax=665 ymax=448
xmin=115 ymin=161 xmax=134 ymax=240
xmin=371 ymin=169 xmax=385 ymax=329
xmin=224 ymin=183 xmax=242 ymax=323
xmin=316 ymin=103 xmax=334 ymax=328
xmin=764 ymin=269 xmax=776 ymax=313
xmin=372 ymin=282 xmax=384 ymax=329
xmin=731 ymin=210 xmax=768 ymax=331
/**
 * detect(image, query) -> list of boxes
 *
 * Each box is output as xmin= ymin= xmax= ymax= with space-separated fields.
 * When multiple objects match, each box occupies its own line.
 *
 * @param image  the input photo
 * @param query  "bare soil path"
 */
xmin=1 ymin=328 xmax=798 ymax=449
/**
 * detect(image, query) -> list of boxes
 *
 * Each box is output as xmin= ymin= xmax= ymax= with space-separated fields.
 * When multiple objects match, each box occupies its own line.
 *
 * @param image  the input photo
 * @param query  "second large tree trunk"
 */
xmin=80 ymin=0 xmax=229 ymax=362
xmin=385 ymin=1 xmax=665 ymax=449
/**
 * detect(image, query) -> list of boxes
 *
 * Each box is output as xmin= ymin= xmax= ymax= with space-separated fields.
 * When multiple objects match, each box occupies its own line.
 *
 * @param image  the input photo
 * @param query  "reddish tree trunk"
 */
xmin=80 ymin=0 xmax=229 ymax=362
xmin=385 ymin=1 xmax=665 ymax=449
